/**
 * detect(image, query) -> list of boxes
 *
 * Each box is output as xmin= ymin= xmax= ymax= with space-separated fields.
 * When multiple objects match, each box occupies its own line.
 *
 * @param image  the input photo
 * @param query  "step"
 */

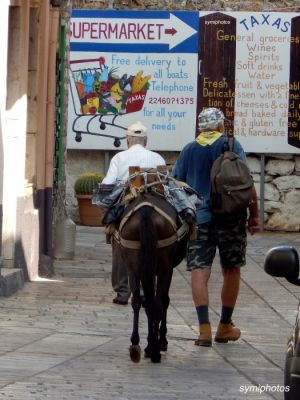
xmin=0 ymin=264 xmax=24 ymax=297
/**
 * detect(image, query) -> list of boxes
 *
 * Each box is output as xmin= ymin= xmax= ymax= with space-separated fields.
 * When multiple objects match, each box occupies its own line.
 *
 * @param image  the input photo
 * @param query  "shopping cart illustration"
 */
xmin=69 ymin=57 xmax=151 ymax=147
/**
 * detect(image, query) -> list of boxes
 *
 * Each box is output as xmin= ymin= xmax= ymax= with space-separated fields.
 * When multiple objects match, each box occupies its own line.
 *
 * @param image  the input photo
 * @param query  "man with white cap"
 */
xmin=102 ymin=121 xmax=165 ymax=185
xmin=102 ymin=121 xmax=165 ymax=304
xmin=173 ymin=107 xmax=259 ymax=346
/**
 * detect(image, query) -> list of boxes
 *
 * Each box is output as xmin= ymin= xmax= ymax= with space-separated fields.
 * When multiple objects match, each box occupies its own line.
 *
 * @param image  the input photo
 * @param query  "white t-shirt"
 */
xmin=102 ymin=144 xmax=166 ymax=184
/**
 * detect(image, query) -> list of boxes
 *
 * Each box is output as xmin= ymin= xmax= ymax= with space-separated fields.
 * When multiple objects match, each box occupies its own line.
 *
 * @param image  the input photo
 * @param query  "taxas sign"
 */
xmin=199 ymin=11 xmax=300 ymax=153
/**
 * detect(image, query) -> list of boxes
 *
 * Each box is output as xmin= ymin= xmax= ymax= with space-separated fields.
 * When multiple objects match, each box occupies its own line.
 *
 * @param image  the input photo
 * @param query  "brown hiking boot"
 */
xmin=215 ymin=322 xmax=241 ymax=343
xmin=194 ymin=323 xmax=212 ymax=347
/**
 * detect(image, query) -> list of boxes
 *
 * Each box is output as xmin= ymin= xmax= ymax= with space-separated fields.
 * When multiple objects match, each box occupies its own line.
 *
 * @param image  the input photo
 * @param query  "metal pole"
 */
xmin=259 ymin=154 xmax=265 ymax=232
xmin=58 ymin=22 xmax=66 ymax=187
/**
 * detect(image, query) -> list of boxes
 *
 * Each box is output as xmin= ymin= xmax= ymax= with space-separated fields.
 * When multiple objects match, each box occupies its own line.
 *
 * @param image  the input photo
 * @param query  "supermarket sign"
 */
xmin=70 ymin=12 xmax=197 ymax=50
xmin=67 ymin=10 xmax=300 ymax=153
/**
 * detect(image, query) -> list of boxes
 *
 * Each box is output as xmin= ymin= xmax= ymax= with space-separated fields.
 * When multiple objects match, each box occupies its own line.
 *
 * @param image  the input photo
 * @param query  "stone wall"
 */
xmin=67 ymin=151 xmax=300 ymax=232
xmin=71 ymin=0 xmax=300 ymax=12
xmin=248 ymin=154 xmax=300 ymax=231
xmin=67 ymin=149 xmax=178 ymax=223
xmin=66 ymin=0 xmax=300 ymax=231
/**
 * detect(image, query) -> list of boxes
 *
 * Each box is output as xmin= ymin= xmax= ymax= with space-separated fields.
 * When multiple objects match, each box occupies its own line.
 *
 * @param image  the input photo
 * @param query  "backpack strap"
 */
xmin=227 ymin=136 xmax=234 ymax=152
xmin=227 ymin=126 xmax=235 ymax=152
xmin=221 ymin=135 xmax=232 ymax=153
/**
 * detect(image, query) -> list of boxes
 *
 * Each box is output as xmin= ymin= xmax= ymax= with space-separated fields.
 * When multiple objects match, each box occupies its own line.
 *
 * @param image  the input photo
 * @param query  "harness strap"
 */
xmin=118 ymin=201 xmax=177 ymax=234
xmin=113 ymin=198 xmax=189 ymax=249
xmin=113 ymin=222 xmax=189 ymax=249
xmin=177 ymin=222 xmax=190 ymax=241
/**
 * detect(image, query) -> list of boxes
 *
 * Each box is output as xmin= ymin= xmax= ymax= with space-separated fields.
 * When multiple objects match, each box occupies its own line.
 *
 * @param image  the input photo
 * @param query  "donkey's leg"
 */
xmin=143 ymin=280 xmax=161 ymax=363
xmin=129 ymin=273 xmax=142 ymax=363
xmin=157 ymin=268 xmax=173 ymax=352
xmin=159 ymin=296 xmax=169 ymax=352
xmin=152 ymin=304 xmax=162 ymax=360
xmin=145 ymin=311 xmax=161 ymax=363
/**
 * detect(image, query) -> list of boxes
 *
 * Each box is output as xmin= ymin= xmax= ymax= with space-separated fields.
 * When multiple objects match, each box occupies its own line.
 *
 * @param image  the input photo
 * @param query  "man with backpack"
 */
xmin=172 ymin=107 xmax=260 ymax=347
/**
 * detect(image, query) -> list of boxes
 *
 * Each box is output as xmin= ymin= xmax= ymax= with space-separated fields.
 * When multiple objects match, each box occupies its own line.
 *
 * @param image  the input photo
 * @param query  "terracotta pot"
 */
xmin=76 ymin=194 xmax=104 ymax=227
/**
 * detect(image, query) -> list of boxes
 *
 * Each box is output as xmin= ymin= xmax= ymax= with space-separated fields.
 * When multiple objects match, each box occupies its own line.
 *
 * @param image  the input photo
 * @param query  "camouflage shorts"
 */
xmin=186 ymin=218 xmax=247 ymax=270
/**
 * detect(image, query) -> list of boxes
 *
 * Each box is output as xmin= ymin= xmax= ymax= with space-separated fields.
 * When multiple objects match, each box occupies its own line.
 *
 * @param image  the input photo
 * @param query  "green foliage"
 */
xmin=142 ymin=81 xmax=150 ymax=91
xmin=74 ymin=172 xmax=104 ymax=195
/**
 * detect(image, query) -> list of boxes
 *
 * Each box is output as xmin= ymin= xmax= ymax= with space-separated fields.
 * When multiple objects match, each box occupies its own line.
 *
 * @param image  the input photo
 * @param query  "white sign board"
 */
xmin=67 ymin=10 xmax=198 ymax=151
xmin=67 ymin=10 xmax=300 ymax=153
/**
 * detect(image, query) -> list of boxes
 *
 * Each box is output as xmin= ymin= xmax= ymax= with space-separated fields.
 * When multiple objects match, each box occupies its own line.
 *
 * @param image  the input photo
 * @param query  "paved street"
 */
xmin=0 ymin=226 xmax=300 ymax=400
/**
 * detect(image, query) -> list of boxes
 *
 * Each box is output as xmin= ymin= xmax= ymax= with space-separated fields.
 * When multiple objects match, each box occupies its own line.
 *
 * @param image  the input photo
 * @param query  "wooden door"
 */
xmin=198 ymin=13 xmax=236 ymax=136
xmin=288 ymin=15 xmax=300 ymax=149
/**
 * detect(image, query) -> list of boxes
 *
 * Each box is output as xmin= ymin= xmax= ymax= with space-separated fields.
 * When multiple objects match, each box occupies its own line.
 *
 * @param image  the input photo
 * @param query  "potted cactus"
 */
xmin=74 ymin=172 xmax=104 ymax=226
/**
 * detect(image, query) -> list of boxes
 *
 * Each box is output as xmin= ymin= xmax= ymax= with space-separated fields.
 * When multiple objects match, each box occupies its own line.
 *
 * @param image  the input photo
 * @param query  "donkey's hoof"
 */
xmin=129 ymin=345 xmax=141 ymax=363
xmin=144 ymin=346 xmax=161 ymax=363
xmin=144 ymin=346 xmax=152 ymax=358
xmin=160 ymin=343 xmax=168 ymax=352
xmin=151 ymin=353 xmax=161 ymax=363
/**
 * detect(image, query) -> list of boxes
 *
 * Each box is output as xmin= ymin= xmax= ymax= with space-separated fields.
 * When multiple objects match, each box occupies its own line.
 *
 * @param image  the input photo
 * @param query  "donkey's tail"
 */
xmin=139 ymin=206 xmax=157 ymax=299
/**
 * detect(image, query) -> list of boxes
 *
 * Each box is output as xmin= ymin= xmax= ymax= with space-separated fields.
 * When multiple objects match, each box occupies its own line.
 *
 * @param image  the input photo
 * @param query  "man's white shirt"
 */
xmin=102 ymin=144 xmax=166 ymax=184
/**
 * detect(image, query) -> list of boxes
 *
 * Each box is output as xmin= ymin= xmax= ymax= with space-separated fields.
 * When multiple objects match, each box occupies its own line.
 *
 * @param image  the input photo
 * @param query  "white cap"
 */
xmin=198 ymin=107 xmax=226 ymax=131
xmin=127 ymin=121 xmax=147 ymax=137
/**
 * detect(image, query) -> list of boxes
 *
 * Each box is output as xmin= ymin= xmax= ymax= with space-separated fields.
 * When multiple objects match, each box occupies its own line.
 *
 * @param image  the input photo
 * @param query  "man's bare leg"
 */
xmin=192 ymin=268 xmax=212 ymax=346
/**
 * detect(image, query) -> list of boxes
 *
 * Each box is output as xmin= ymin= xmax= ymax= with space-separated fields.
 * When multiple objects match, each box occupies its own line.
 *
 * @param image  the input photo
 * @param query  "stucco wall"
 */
xmin=66 ymin=0 xmax=300 ymax=231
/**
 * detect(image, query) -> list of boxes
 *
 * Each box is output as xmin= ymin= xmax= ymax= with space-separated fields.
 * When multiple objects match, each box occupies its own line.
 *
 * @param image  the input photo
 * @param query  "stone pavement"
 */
xmin=0 ymin=226 xmax=300 ymax=400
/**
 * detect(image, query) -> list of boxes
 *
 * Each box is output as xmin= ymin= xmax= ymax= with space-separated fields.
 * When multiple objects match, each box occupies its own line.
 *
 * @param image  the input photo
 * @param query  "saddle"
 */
xmin=99 ymin=166 xmax=200 ymax=246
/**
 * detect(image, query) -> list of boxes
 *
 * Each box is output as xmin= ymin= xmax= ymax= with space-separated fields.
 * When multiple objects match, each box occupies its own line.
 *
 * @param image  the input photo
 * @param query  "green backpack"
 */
xmin=210 ymin=137 xmax=254 ymax=214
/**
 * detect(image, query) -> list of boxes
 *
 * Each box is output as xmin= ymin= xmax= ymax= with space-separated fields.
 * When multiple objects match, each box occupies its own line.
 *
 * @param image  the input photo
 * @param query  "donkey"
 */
xmin=112 ymin=192 xmax=192 ymax=363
